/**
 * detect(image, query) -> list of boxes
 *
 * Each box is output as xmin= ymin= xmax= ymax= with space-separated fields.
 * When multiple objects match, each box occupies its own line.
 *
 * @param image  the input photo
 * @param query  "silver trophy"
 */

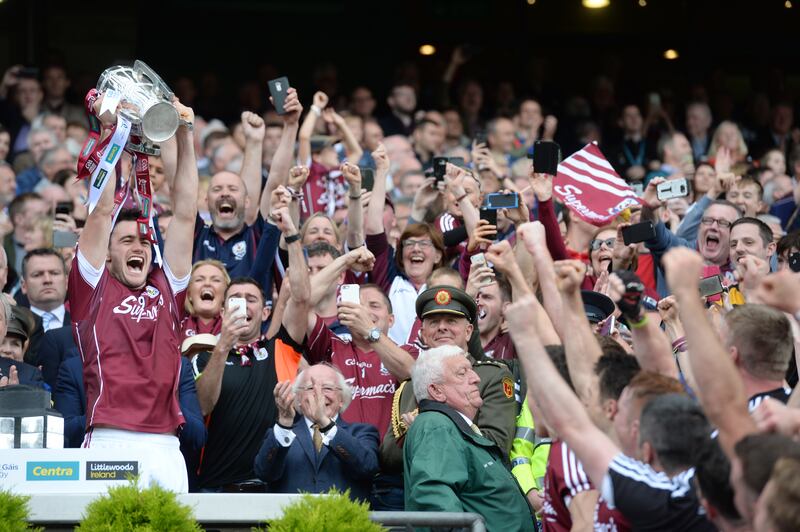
xmin=97 ymin=60 xmax=179 ymax=155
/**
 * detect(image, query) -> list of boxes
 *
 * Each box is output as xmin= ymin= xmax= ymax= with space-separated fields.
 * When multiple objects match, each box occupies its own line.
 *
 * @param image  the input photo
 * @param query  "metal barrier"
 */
xmin=24 ymin=493 xmax=488 ymax=531
xmin=371 ymin=511 xmax=486 ymax=531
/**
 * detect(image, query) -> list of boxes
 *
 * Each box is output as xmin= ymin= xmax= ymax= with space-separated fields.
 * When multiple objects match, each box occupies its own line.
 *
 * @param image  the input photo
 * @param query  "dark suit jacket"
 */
xmin=253 ymin=416 xmax=379 ymax=501
xmin=33 ymin=324 xmax=76 ymax=389
xmin=0 ymin=357 xmax=44 ymax=388
xmin=24 ymin=308 xmax=71 ymax=367
xmin=53 ymin=355 xmax=206 ymax=450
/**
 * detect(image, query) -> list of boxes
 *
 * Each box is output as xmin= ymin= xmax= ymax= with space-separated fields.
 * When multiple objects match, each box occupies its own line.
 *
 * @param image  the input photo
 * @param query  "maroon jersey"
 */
xmin=180 ymin=314 xmax=221 ymax=340
xmin=483 ymin=332 xmax=516 ymax=360
xmin=435 ymin=212 xmax=466 ymax=258
xmin=300 ymin=162 xmax=347 ymax=218
xmin=543 ymin=440 xmax=630 ymax=532
xmin=307 ymin=315 xmax=405 ymax=440
xmin=69 ymin=250 xmax=187 ymax=434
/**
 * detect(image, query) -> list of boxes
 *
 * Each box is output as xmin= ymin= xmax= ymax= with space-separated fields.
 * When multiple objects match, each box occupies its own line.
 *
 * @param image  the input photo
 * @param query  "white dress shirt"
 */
xmin=274 ymin=415 xmax=339 ymax=448
xmin=30 ymin=304 xmax=66 ymax=332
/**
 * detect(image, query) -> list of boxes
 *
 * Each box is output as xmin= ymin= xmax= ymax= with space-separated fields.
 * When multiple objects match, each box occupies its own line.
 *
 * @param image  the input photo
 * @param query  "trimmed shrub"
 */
xmin=77 ymin=480 xmax=200 ymax=532
xmin=258 ymin=489 xmax=385 ymax=532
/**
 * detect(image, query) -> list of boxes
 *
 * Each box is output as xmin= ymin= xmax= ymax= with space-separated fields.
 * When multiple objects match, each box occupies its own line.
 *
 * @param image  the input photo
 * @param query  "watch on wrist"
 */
xmin=365 ymin=327 xmax=381 ymax=343
xmin=284 ymin=233 xmax=301 ymax=245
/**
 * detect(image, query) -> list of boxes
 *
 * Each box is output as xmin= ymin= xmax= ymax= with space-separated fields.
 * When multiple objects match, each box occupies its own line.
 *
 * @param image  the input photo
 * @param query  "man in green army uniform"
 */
xmin=403 ymin=345 xmax=535 ymax=531
xmin=378 ymin=286 xmax=517 ymax=487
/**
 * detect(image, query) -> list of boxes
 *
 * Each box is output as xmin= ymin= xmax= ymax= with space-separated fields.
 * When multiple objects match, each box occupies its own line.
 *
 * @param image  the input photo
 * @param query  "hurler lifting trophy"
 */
xmin=71 ymin=60 xmax=198 ymax=492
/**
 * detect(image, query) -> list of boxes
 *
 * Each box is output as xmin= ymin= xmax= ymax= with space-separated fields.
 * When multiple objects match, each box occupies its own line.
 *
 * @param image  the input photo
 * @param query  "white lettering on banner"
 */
xmin=555 ymin=184 xmax=605 ymax=221
xmin=345 ymin=378 xmax=396 ymax=399
xmin=112 ymin=295 xmax=163 ymax=322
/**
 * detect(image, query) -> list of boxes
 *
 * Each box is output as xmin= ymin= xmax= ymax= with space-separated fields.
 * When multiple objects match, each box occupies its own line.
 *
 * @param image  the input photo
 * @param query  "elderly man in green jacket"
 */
xmin=403 ymin=344 xmax=535 ymax=532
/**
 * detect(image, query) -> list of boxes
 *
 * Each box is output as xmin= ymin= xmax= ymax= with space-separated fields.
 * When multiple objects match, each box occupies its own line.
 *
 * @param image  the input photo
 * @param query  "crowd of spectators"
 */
xmin=1 ymin=50 xmax=800 ymax=531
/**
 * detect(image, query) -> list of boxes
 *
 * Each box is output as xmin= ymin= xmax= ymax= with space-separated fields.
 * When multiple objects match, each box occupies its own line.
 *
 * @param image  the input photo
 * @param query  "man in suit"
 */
xmin=253 ymin=363 xmax=380 ymax=501
xmin=53 ymin=355 xmax=206 ymax=452
xmin=35 ymin=325 xmax=75 ymax=390
xmin=19 ymin=248 xmax=70 ymax=366
xmin=403 ymin=345 xmax=535 ymax=531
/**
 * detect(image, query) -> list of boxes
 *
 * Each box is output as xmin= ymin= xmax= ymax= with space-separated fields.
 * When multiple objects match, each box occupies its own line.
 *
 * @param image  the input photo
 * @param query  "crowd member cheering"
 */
xmin=254 ymin=363 xmax=379 ymax=501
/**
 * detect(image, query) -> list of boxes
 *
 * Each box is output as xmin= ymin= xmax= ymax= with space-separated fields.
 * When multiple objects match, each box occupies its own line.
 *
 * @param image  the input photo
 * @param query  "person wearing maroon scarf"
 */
xmin=181 ymin=259 xmax=229 ymax=339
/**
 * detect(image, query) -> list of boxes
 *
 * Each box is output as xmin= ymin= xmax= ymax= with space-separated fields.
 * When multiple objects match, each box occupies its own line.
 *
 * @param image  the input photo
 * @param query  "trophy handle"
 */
xmin=133 ymin=60 xmax=175 ymax=101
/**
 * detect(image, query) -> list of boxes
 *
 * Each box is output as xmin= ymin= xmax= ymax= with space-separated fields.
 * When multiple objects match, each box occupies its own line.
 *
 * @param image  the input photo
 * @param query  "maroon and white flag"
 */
xmin=554 ymin=142 xmax=644 ymax=226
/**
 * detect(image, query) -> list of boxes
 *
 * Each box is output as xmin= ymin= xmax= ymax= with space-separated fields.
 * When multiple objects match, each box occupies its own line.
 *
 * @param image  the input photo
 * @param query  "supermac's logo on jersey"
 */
xmin=145 ymin=286 xmax=160 ymax=298
xmin=26 ymin=461 xmax=79 ymax=481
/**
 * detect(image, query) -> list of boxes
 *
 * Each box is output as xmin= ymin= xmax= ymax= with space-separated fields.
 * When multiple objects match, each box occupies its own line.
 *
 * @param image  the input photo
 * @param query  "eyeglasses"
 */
xmin=403 ymin=239 xmax=434 ymax=249
xmin=299 ymin=385 xmax=342 ymax=394
xmin=700 ymin=217 xmax=733 ymax=228
xmin=590 ymin=238 xmax=616 ymax=251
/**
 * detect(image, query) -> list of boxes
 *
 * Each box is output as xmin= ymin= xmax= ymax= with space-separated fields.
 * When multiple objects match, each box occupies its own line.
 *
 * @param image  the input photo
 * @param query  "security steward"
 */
xmin=372 ymin=286 xmax=517 ymax=509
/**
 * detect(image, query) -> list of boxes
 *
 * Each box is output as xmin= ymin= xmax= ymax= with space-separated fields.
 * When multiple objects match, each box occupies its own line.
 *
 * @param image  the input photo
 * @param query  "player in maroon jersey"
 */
xmin=68 ymin=95 xmax=197 ymax=492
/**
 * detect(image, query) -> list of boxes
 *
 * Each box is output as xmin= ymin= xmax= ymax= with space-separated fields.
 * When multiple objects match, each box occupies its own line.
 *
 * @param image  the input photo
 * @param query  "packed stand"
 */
xmin=1 ymin=51 xmax=800 ymax=531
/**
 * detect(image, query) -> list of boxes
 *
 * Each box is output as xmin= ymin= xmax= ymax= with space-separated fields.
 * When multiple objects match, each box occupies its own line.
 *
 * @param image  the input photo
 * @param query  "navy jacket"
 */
xmin=0 ymin=357 xmax=44 ymax=387
xmin=53 ymin=355 xmax=206 ymax=449
xmin=253 ymin=416 xmax=379 ymax=501
xmin=34 ymin=325 xmax=76 ymax=390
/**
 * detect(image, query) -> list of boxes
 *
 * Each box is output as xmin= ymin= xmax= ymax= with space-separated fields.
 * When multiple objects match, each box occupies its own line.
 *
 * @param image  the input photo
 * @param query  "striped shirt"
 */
xmin=601 ymin=454 xmax=715 ymax=531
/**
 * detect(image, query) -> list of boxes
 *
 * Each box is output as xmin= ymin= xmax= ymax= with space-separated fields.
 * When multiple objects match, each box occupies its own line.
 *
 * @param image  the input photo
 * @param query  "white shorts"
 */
xmin=83 ymin=428 xmax=189 ymax=493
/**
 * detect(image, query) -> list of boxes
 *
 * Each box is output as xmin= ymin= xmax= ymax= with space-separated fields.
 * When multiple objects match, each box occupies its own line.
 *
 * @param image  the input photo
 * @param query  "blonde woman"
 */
xmin=708 ymin=121 xmax=749 ymax=168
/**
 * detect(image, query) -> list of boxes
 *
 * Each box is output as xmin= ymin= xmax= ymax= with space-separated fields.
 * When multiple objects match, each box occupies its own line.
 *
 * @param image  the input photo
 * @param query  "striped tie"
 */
xmin=470 ymin=423 xmax=483 ymax=437
xmin=42 ymin=312 xmax=56 ymax=332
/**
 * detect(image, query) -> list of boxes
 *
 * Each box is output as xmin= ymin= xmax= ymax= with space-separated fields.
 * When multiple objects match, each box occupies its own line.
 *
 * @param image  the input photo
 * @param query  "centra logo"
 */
xmin=26 ymin=461 xmax=79 ymax=481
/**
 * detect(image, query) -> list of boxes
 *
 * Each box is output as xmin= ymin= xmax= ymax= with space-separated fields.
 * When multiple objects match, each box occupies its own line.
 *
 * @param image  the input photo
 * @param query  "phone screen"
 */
xmin=698 ymin=275 xmax=724 ymax=298
xmin=485 ymin=193 xmax=519 ymax=210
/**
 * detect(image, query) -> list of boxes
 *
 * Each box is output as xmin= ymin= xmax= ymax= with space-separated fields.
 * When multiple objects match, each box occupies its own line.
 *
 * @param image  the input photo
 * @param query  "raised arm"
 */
xmin=608 ymin=271 xmax=679 ymax=379
xmin=275 ymin=191 xmax=311 ymax=345
xmin=530 ymin=171 xmax=570 ymax=262
xmin=341 ymin=162 xmax=365 ymax=249
xmin=444 ymin=163 xmax=479 ymax=240
xmin=663 ymin=247 xmax=756 ymax=459
xmin=486 ymin=239 xmax=559 ymax=346
xmin=239 ymin=111 xmax=266 ymax=226
xmin=507 ymin=294 xmax=619 ymax=488
xmin=163 ymin=101 xmax=198 ymax=280
xmin=78 ymin=95 xmax=119 ymax=268
xmin=260 ymin=88 xmax=302 ymax=219
xmin=519 ymin=222 xmax=602 ymax=408
xmin=297 ymin=91 xmax=327 ymax=166
xmin=323 ymin=108 xmax=363 ymax=163
xmin=365 ymin=143 xmax=389 ymax=236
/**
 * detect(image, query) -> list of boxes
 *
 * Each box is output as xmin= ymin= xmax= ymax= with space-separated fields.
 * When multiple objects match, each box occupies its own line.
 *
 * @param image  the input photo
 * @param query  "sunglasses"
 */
xmin=590 ymin=238 xmax=616 ymax=251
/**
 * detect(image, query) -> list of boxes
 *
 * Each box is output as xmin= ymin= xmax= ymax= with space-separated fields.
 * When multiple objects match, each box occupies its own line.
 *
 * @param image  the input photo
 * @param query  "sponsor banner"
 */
xmin=26 ymin=461 xmax=79 ymax=481
xmin=85 ymin=461 xmax=138 ymax=480
xmin=0 ymin=449 xmax=160 ymax=494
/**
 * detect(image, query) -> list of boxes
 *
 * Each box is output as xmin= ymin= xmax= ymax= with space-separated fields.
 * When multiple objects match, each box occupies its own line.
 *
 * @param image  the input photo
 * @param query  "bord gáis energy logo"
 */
xmin=26 ymin=461 xmax=79 ymax=481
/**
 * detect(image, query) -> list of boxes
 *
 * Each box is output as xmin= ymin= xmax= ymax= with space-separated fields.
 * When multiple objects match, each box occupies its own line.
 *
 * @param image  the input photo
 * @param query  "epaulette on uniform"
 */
xmin=472 ymin=359 xmax=505 ymax=369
